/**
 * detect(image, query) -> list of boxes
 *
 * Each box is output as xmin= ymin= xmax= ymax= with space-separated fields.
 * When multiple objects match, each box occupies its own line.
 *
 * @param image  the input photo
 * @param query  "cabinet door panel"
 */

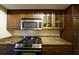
xmin=7 ymin=11 xmax=21 ymax=29
xmin=42 ymin=45 xmax=72 ymax=55
xmin=0 ymin=44 xmax=15 ymax=55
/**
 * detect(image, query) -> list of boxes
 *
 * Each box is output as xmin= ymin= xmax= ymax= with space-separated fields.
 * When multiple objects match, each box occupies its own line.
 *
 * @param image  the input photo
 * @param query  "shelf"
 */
xmin=42 ymin=27 xmax=53 ymax=29
xmin=52 ymin=27 xmax=64 ymax=29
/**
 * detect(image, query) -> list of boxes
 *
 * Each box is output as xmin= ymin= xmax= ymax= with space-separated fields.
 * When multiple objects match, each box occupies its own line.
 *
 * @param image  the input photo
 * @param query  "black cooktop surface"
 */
xmin=16 ymin=36 xmax=42 ymax=47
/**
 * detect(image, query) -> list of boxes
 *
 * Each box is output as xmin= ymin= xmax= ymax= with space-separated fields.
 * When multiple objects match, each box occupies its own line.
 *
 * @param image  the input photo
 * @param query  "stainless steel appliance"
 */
xmin=20 ymin=18 xmax=42 ymax=30
xmin=14 ymin=36 xmax=42 ymax=55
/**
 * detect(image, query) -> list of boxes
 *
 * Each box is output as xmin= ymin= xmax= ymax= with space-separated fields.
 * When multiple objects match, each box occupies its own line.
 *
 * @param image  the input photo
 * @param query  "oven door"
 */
xmin=14 ymin=48 xmax=42 ymax=55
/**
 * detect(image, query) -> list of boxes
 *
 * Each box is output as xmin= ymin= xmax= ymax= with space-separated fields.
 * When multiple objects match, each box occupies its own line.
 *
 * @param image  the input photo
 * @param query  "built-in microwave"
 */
xmin=20 ymin=18 xmax=42 ymax=30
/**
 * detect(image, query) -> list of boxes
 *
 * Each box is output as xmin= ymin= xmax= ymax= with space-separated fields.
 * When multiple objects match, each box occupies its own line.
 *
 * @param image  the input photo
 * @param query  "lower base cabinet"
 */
xmin=0 ymin=44 xmax=15 ymax=55
xmin=0 ymin=44 xmax=72 ymax=55
xmin=42 ymin=45 xmax=72 ymax=55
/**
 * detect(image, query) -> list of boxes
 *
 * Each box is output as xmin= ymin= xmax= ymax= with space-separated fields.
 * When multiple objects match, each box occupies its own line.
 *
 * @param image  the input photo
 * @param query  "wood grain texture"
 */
xmin=42 ymin=45 xmax=72 ymax=55
xmin=61 ymin=5 xmax=73 ymax=42
xmin=7 ymin=11 xmax=21 ymax=29
xmin=7 ymin=10 xmax=63 ymax=29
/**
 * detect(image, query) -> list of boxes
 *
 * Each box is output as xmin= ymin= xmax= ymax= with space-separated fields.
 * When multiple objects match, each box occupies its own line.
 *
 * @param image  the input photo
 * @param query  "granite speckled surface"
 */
xmin=41 ymin=37 xmax=72 ymax=45
xmin=0 ymin=29 xmax=72 ymax=45
xmin=0 ymin=36 xmax=72 ymax=45
xmin=0 ymin=36 xmax=22 ymax=44
xmin=8 ymin=29 xmax=60 ymax=36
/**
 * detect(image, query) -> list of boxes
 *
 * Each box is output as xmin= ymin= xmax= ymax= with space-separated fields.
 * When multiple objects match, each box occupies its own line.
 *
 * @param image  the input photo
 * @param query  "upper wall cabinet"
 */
xmin=7 ymin=11 xmax=21 ymax=29
xmin=54 ymin=11 xmax=64 ymax=29
xmin=42 ymin=11 xmax=64 ymax=29
xmin=72 ymin=5 xmax=79 ymax=16
xmin=7 ymin=10 xmax=64 ymax=29
xmin=22 ymin=11 xmax=43 ymax=18
xmin=54 ymin=15 xmax=64 ymax=29
xmin=42 ymin=12 xmax=54 ymax=29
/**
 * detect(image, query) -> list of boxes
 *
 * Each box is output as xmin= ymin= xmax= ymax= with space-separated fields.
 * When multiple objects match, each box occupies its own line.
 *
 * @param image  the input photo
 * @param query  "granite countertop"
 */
xmin=41 ymin=37 xmax=72 ymax=45
xmin=0 ymin=36 xmax=22 ymax=44
xmin=0 ymin=29 xmax=72 ymax=45
xmin=0 ymin=36 xmax=72 ymax=45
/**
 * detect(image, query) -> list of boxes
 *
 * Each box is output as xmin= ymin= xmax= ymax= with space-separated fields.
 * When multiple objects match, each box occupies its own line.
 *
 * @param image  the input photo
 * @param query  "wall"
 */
xmin=0 ymin=5 xmax=12 ymax=39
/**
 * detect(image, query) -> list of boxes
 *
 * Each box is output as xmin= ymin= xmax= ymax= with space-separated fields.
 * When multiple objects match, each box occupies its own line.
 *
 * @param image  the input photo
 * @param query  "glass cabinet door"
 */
xmin=47 ymin=14 xmax=52 ymax=27
xmin=43 ymin=15 xmax=48 ymax=27
xmin=42 ymin=13 xmax=53 ymax=29
xmin=42 ymin=12 xmax=64 ymax=29
xmin=53 ymin=15 xmax=64 ymax=29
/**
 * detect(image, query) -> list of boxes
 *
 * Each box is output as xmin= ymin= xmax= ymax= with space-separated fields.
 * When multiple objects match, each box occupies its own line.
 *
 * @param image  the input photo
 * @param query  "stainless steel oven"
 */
xmin=20 ymin=18 xmax=42 ymax=30
xmin=14 ymin=36 xmax=42 ymax=55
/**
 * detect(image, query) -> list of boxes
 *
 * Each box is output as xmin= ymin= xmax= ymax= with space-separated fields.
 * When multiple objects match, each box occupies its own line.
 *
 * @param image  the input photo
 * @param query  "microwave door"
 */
xmin=22 ymin=22 xmax=38 ymax=30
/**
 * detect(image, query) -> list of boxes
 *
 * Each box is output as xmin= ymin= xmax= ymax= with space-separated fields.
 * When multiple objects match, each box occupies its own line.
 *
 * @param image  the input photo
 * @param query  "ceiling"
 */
xmin=1 ymin=4 xmax=70 ymax=10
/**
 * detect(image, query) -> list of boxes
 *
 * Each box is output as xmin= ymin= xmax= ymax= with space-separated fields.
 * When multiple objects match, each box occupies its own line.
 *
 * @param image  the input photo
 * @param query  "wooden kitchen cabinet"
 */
xmin=22 ymin=11 xmax=42 ymax=18
xmin=42 ymin=45 xmax=72 ymax=55
xmin=61 ymin=5 xmax=73 ymax=42
xmin=7 ymin=10 xmax=21 ymax=29
xmin=7 ymin=10 xmax=64 ymax=29
xmin=72 ymin=5 xmax=79 ymax=16
xmin=42 ymin=12 xmax=64 ymax=30
xmin=72 ymin=5 xmax=79 ymax=54
xmin=52 ymin=11 xmax=64 ymax=29
xmin=42 ymin=13 xmax=53 ymax=29
xmin=54 ymin=15 xmax=64 ymax=29
xmin=22 ymin=11 xmax=34 ymax=18
xmin=60 ymin=5 xmax=79 ymax=54
xmin=73 ymin=16 xmax=79 ymax=54
xmin=0 ymin=44 xmax=15 ymax=55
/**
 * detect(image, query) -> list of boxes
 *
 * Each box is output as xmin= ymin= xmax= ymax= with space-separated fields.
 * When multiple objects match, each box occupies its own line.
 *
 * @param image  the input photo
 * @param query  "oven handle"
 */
xmin=14 ymin=49 xmax=42 ymax=52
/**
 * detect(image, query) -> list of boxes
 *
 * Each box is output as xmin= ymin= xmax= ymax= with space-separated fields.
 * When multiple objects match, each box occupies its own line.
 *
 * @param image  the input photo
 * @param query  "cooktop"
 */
xmin=15 ymin=36 xmax=42 ymax=48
